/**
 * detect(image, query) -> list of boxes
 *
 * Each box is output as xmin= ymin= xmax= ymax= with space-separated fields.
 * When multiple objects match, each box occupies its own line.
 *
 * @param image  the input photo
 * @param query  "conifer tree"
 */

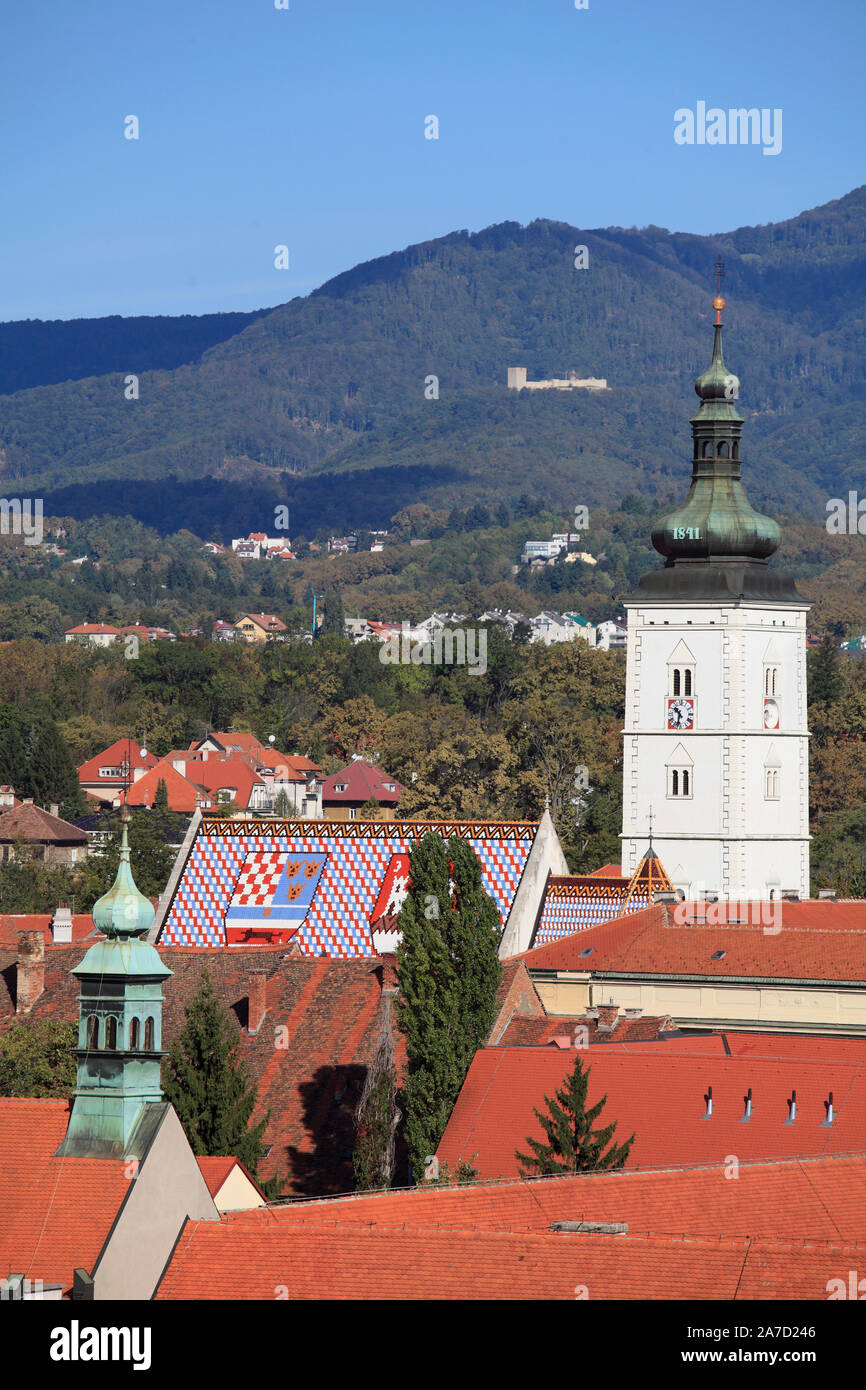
xmin=161 ymin=969 xmax=280 ymax=1194
xmin=397 ymin=833 xmax=501 ymax=1181
xmin=516 ymin=1053 xmax=634 ymax=1176
xmin=353 ymin=995 xmax=400 ymax=1190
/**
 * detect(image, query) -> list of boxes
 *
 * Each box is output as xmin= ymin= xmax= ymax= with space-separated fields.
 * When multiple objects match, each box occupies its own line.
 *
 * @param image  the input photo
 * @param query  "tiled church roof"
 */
xmin=159 ymin=818 xmax=540 ymax=955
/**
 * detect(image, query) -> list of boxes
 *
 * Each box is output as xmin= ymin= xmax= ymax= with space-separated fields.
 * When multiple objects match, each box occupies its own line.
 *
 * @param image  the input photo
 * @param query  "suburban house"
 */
xmin=0 ymin=803 xmax=89 ymax=866
xmin=64 ymin=623 xmax=174 ymax=647
xmin=321 ymin=759 xmax=404 ymax=820
xmin=78 ymin=738 xmax=158 ymax=804
xmin=595 ymin=618 xmax=627 ymax=650
xmin=529 ymin=611 xmax=595 ymax=646
xmin=234 ymin=613 xmax=288 ymax=644
xmin=64 ymin=623 xmax=120 ymax=647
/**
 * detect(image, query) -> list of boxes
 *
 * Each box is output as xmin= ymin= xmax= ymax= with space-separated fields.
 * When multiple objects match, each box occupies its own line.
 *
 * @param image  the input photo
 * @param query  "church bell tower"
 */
xmin=621 ymin=271 xmax=810 ymax=901
xmin=57 ymin=810 xmax=172 ymax=1158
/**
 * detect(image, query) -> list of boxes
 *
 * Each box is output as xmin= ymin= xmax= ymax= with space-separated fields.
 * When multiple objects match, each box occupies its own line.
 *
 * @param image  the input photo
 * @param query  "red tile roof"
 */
xmin=0 ymin=913 xmax=96 ymax=948
xmin=232 ymin=1151 xmax=866 ymax=1244
xmin=124 ymin=761 xmax=207 ymax=813
xmin=175 ymin=754 xmax=263 ymax=809
xmin=589 ymin=863 xmax=622 ymax=877
xmin=0 ymin=946 xmax=402 ymax=1197
xmin=237 ymin=613 xmax=287 ymax=632
xmin=77 ymin=738 xmax=158 ymax=785
xmin=321 ymin=760 xmax=404 ymax=805
xmin=437 ymin=1046 xmax=866 ymax=1181
xmin=154 ymin=1163 xmax=866 ymax=1299
xmin=496 ymin=1013 xmax=677 ymax=1046
xmin=64 ymin=623 xmax=120 ymax=636
xmin=0 ymin=1098 xmax=130 ymax=1292
xmin=519 ymin=899 xmax=866 ymax=982
xmin=196 ymin=1156 xmax=239 ymax=1196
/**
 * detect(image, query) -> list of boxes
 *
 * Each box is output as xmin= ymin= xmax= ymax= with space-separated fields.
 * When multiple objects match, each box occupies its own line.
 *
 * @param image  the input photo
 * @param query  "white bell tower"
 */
xmin=621 ymin=272 xmax=810 ymax=900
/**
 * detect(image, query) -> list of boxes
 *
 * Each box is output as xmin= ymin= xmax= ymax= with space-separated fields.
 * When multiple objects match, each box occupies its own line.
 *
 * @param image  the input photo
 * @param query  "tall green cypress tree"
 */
xmin=162 ymin=969 xmax=280 ymax=1195
xmin=396 ymin=832 xmax=501 ymax=1182
xmin=353 ymin=995 xmax=400 ymax=1191
xmin=516 ymin=1053 xmax=634 ymax=1176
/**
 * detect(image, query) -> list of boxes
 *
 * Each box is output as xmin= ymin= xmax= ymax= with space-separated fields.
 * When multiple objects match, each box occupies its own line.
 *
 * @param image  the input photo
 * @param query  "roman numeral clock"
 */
xmin=620 ymin=273 xmax=810 ymax=901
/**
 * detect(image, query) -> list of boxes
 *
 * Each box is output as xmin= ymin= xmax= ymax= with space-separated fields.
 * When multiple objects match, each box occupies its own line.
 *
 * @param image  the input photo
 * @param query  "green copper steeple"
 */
xmin=632 ymin=268 xmax=802 ymax=604
xmin=56 ymin=809 xmax=172 ymax=1159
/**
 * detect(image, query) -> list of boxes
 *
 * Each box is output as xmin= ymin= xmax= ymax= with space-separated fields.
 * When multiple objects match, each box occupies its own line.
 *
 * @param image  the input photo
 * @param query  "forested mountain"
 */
xmin=1 ymin=187 xmax=864 ymax=535
xmin=0 ymin=309 xmax=270 ymax=397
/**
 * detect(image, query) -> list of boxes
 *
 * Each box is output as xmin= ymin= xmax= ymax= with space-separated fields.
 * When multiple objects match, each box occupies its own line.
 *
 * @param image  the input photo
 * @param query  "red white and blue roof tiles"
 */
xmin=160 ymin=819 xmax=538 ymax=956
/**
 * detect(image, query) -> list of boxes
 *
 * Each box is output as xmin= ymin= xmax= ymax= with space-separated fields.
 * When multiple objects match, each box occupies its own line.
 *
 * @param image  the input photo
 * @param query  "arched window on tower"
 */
xmin=673 ymin=668 xmax=681 ymax=696
xmin=732 ymin=441 xmax=739 ymax=459
xmin=684 ymin=669 xmax=692 ymax=695
xmin=718 ymin=441 xmax=729 ymax=458
xmin=667 ymin=745 xmax=693 ymax=799
xmin=702 ymin=440 xmax=712 ymax=458
xmin=144 ymin=1017 xmax=155 ymax=1051
xmin=85 ymin=1015 xmax=99 ymax=1050
xmin=129 ymin=1017 xmax=140 ymax=1050
xmin=105 ymin=1017 xmax=117 ymax=1050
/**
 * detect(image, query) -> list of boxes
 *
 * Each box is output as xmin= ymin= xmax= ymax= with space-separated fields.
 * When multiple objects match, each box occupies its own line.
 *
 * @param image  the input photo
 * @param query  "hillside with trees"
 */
xmin=1 ymin=187 xmax=864 ymax=536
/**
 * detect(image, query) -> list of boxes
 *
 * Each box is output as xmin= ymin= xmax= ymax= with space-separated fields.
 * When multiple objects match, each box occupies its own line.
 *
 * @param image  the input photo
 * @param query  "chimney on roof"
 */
xmin=654 ymin=890 xmax=679 ymax=904
xmin=823 ymin=1092 xmax=834 ymax=1127
xmin=49 ymin=803 xmax=59 ymax=818
xmin=741 ymin=1087 xmax=753 ymax=1122
xmin=703 ymin=1085 xmax=713 ymax=1120
xmin=16 ymin=930 xmax=45 ymax=1013
xmin=818 ymin=889 xmax=836 ymax=901
xmin=786 ymin=1089 xmax=797 ymax=1124
xmin=248 ymin=970 xmax=267 ymax=1034
xmin=22 ymin=798 xmax=33 ymax=805
xmin=781 ymin=889 xmax=800 ymax=902
xmin=51 ymin=904 xmax=73 ymax=944
xmin=596 ymin=1003 xmax=619 ymax=1031
xmin=379 ymin=953 xmax=399 ymax=995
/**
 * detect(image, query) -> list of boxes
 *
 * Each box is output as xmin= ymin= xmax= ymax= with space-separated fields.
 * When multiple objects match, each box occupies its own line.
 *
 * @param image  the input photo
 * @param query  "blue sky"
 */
xmin=1 ymin=0 xmax=862 ymax=319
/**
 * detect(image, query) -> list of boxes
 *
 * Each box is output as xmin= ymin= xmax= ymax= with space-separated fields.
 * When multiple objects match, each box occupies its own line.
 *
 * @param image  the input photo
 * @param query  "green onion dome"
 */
xmin=91 ymin=815 xmax=155 ymax=940
xmin=651 ymin=307 xmax=780 ymax=565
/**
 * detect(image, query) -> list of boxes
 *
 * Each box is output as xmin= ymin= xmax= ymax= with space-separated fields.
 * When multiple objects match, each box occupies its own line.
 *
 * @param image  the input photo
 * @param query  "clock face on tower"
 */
xmin=764 ymin=698 xmax=780 ymax=730
xmin=667 ymin=698 xmax=695 ymax=730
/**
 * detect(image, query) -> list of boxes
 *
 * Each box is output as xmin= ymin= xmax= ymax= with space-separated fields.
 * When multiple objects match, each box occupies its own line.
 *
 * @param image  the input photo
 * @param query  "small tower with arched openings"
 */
xmin=57 ymin=806 xmax=172 ymax=1157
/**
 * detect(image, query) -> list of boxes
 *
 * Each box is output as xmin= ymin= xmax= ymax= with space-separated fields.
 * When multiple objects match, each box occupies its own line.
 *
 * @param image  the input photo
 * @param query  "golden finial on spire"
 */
xmin=713 ymin=260 xmax=726 ymax=323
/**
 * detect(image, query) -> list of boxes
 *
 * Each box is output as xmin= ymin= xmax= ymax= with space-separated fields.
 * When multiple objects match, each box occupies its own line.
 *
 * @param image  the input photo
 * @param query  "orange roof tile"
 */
xmin=0 ymin=1098 xmax=130 ymax=1291
xmin=154 ymin=1209 xmax=866 ymax=1300
xmin=519 ymin=899 xmax=866 ymax=982
xmin=437 ymin=1046 xmax=866 ymax=1181
xmin=238 ymin=1151 xmax=866 ymax=1244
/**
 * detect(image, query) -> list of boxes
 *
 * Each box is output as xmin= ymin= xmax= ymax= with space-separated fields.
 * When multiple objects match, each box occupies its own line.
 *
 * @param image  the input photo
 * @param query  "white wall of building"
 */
xmin=621 ymin=601 xmax=810 ymax=899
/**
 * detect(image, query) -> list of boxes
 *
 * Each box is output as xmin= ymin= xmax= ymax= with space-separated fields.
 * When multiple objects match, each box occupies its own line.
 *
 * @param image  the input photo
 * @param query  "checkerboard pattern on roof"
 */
xmin=231 ymin=852 xmax=288 ymax=906
xmin=162 ymin=825 xmax=534 ymax=955
xmin=534 ymin=885 xmax=650 ymax=948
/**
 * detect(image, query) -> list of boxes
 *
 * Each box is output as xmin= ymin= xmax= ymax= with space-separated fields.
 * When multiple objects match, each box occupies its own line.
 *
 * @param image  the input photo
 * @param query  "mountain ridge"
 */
xmin=1 ymin=186 xmax=864 ymax=534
